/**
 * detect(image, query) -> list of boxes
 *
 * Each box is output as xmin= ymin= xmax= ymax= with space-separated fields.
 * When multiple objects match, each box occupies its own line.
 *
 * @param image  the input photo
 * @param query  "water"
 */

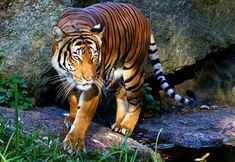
xmin=133 ymin=131 xmax=235 ymax=162
xmin=159 ymin=145 xmax=235 ymax=162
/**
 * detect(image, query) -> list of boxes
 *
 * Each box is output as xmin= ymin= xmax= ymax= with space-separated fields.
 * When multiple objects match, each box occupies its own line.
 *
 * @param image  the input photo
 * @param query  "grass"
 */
xmin=0 ymin=77 xmax=163 ymax=162
xmin=0 ymin=119 xmax=162 ymax=161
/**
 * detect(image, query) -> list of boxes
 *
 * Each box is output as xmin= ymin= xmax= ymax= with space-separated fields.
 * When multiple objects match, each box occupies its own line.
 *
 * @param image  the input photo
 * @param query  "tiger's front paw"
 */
xmin=63 ymin=134 xmax=86 ymax=154
xmin=64 ymin=115 xmax=75 ymax=129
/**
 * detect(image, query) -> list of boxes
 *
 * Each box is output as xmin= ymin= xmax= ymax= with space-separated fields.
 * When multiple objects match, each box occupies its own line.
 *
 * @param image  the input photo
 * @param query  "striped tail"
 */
xmin=148 ymin=34 xmax=196 ymax=105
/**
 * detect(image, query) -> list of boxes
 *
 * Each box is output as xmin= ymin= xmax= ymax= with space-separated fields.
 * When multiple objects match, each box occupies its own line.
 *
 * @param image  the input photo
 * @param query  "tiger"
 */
xmin=51 ymin=2 xmax=196 ymax=153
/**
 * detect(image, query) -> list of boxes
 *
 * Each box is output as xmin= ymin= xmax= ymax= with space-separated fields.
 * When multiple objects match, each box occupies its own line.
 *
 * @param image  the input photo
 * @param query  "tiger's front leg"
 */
xmin=63 ymin=85 xmax=100 ymax=153
xmin=64 ymin=90 xmax=79 ymax=129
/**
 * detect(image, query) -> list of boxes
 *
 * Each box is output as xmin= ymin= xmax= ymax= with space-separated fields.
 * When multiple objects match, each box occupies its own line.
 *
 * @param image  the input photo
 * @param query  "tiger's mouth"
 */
xmin=76 ymin=83 xmax=93 ymax=91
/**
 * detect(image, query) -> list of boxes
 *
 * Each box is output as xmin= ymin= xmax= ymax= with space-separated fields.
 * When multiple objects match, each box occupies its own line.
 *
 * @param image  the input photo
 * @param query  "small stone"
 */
xmin=200 ymin=105 xmax=210 ymax=110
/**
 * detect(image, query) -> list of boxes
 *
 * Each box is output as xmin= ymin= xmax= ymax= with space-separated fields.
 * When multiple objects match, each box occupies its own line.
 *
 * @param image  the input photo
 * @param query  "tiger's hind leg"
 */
xmin=118 ymin=103 xmax=141 ymax=136
xmin=116 ymin=65 xmax=144 ymax=136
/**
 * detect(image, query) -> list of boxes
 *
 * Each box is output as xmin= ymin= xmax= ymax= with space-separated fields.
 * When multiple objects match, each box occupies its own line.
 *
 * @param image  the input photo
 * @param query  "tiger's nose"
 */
xmin=83 ymin=76 xmax=95 ymax=82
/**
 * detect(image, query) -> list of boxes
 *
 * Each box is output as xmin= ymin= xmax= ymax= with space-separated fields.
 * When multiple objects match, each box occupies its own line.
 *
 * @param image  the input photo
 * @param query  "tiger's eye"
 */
xmin=73 ymin=56 xmax=79 ymax=60
xmin=72 ymin=54 xmax=82 ymax=62
xmin=92 ymin=54 xmax=98 ymax=60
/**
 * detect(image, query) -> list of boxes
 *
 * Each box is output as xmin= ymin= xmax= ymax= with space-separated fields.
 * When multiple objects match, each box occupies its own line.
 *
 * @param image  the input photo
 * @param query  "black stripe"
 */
xmin=75 ymin=41 xmax=82 ymax=46
xmin=132 ymin=82 xmax=144 ymax=93
xmin=127 ymin=99 xmax=138 ymax=106
xmin=170 ymin=92 xmax=176 ymax=98
xmin=157 ymin=77 xmax=164 ymax=82
xmin=66 ymin=42 xmax=72 ymax=51
xmin=153 ymin=68 xmax=159 ymax=74
xmin=124 ymin=65 xmax=141 ymax=83
xmin=127 ymin=95 xmax=139 ymax=100
xmin=160 ymin=80 xmax=167 ymax=85
xmin=58 ymin=44 xmax=70 ymax=70
xmin=63 ymin=51 xmax=68 ymax=68
xmin=151 ymin=58 xmax=160 ymax=65
xmin=180 ymin=98 xmax=185 ymax=103
xmin=126 ymin=82 xmax=140 ymax=92
xmin=132 ymin=84 xmax=143 ymax=92
xmin=150 ymin=42 xmax=155 ymax=46
xmin=156 ymin=72 xmax=164 ymax=78
xmin=125 ymin=71 xmax=144 ymax=92
xmin=148 ymin=48 xmax=158 ymax=54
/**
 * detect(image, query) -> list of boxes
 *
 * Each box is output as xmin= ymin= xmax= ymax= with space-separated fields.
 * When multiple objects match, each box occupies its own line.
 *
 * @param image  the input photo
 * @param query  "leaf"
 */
xmin=143 ymin=83 xmax=150 ymax=87
xmin=194 ymin=152 xmax=210 ymax=162
xmin=0 ymin=96 xmax=7 ymax=103
xmin=145 ymin=94 xmax=154 ymax=100
xmin=6 ymin=90 xmax=13 ymax=98
xmin=145 ymin=86 xmax=152 ymax=91
xmin=0 ymin=87 xmax=7 ymax=93
xmin=19 ymin=80 xmax=28 ymax=88
xmin=21 ymin=89 xmax=28 ymax=95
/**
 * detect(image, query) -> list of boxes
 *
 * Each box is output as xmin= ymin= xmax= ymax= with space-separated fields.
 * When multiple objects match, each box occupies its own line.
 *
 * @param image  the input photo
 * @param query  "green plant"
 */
xmin=0 ymin=72 xmax=33 ymax=109
xmin=141 ymin=83 xmax=161 ymax=111
xmin=98 ymin=135 xmax=140 ymax=162
xmin=0 ymin=115 xmax=163 ymax=162
xmin=0 ymin=121 xmax=159 ymax=161
xmin=13 ymin=78 xmax=20 ymax=152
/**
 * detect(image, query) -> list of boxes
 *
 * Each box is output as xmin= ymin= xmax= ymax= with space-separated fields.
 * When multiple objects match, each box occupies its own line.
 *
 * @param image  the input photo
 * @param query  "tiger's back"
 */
xmin=54 ymin=2 xmax=151 ymax=74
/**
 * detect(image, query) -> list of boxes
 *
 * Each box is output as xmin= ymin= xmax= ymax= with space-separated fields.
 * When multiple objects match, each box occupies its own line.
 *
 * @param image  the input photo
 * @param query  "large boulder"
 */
xmin=109 ymin=0 xmax=235 ymax=73
xmin=0 ymin=0 xmax=72 ymax=101
xmin=138 ymin=106 xmax=235 ymax=148
xmin=0 ymin=0 xmax=234 ymax=104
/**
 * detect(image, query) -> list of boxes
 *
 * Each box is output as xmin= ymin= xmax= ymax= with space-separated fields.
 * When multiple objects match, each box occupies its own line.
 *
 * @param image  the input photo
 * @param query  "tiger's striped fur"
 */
xmin=51 ymin=2 xmax=196 ymax=153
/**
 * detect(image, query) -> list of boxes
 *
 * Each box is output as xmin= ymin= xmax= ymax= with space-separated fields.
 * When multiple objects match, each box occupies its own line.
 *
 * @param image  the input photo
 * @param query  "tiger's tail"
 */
xmin=148 ymin=34 xmax=196 ymax=105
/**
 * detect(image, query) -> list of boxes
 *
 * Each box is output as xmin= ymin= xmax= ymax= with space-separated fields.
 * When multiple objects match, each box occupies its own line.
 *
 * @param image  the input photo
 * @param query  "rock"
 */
xmin=156 ymin=47 xmax=235 ymax=106
xmin=138 ymin=106 xmax=235 ymax=148
xmin=0 ymin=0 xmax=234 ymax=104
xmin=2 ymin=105 xmax=234 ymax=151
xmin=0 ymin=106 xmax=156 ymax=158
xmin=108 ymin=0 xmax=235 ymax=74
xmin=0 ymin=0 xmax=72 ymax=100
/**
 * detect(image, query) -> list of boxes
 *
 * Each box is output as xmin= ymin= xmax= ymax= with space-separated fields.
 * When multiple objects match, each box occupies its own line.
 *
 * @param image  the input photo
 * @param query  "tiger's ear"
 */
xmin=90 ymin=24 xmax=105 ymax=38
xmin=52 ymin=26 xmax=66 ymax=42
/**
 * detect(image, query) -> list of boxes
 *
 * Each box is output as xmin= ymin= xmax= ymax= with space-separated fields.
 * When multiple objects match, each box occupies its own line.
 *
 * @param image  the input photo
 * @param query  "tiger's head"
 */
xmin=51 ymin=24 xmax=105 ymax=91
